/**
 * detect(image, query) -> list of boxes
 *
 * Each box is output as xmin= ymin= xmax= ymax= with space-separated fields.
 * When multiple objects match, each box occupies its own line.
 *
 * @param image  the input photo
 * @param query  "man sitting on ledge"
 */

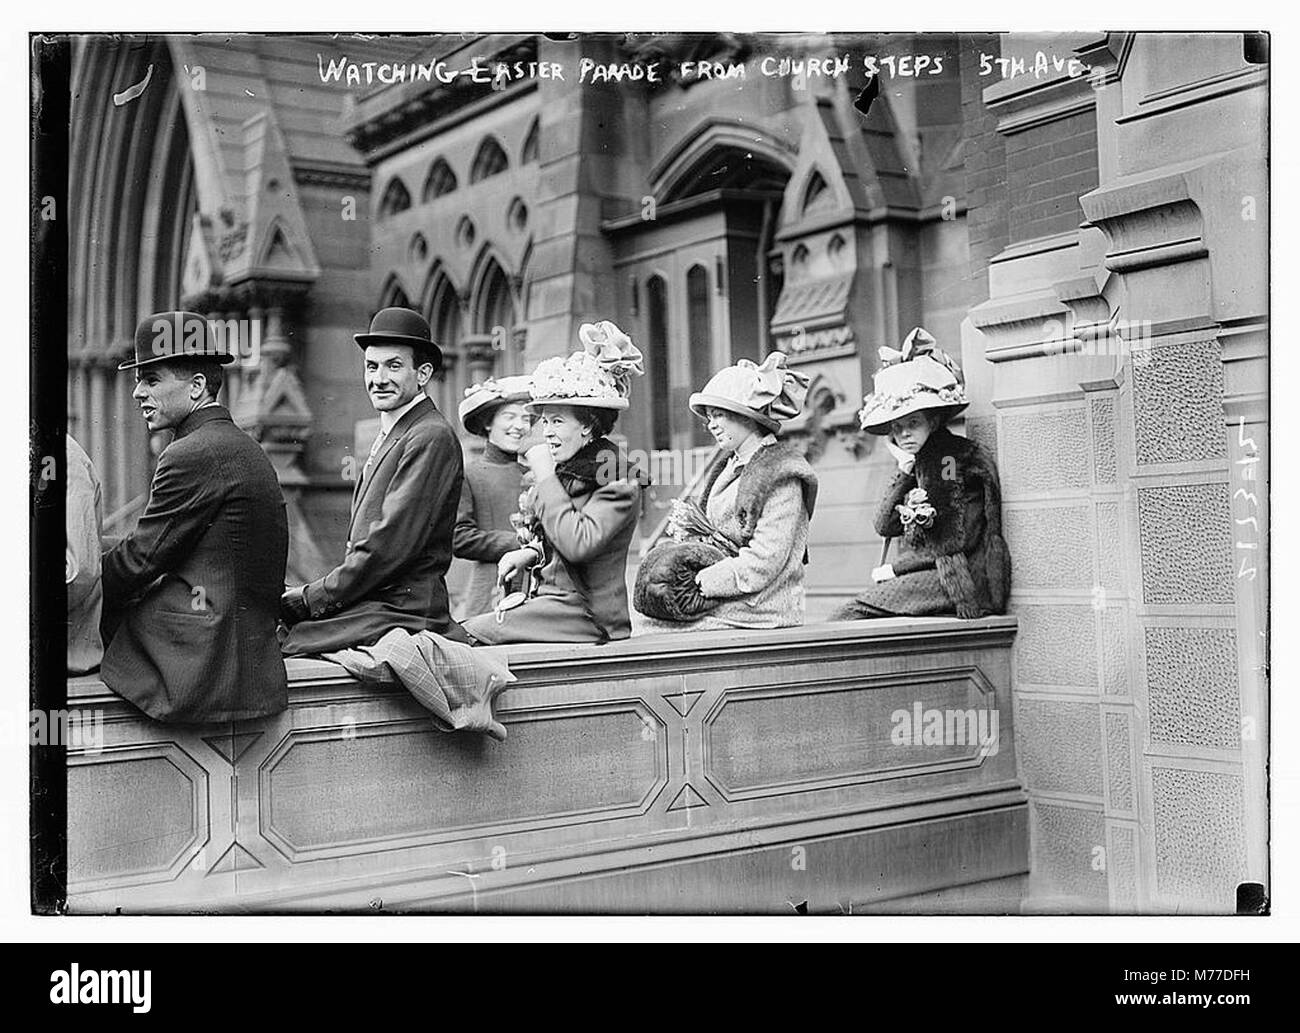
xmin=101 ymin=311 xmax=289 ymax=723
xmin=279 ymin=308 xmax=468 ymax=653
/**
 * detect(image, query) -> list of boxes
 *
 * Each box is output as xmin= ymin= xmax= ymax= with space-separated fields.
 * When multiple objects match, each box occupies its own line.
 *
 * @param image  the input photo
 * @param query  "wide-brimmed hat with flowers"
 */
xmin=688 ymin=352 xmax=809 ymax=432
xmin=857 ymin=327 xmax=968 ymax=435
xmin=526 ymin=320 xmax=644 ymax=411
xmin=458 ymin=375 xmax=532 ymax=435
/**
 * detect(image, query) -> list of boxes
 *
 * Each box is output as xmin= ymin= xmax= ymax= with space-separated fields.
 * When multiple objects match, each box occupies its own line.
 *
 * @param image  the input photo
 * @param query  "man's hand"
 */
xmin=280 ymin=586 xmax=310 ymax=625
xmin=871 ymin=563 xmax=896 ymax=584
xmin=498 ymin=547 xmax=539 ymax=586
xmin=884 ymin=438 xmax=916 ymax=474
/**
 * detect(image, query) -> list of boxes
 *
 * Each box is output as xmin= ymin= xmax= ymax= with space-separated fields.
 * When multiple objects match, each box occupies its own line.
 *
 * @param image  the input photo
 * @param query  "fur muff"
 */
xmin=633 ymin=541 xmax=728 ymax=622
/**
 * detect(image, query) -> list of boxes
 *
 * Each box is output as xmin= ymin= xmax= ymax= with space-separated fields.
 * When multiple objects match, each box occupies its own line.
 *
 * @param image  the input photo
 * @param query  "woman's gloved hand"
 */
xmin=498 ymin=546 xmax=541 ymax=586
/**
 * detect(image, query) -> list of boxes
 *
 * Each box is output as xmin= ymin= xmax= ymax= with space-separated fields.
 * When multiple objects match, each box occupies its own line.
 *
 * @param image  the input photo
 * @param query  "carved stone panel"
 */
xmin=703 ymin=668 xmax=1001 ymax=801
xmin=261 ymin=703 xmax=668 ymax=860
xmin=68 ymin=744 xmax=210 ymax=888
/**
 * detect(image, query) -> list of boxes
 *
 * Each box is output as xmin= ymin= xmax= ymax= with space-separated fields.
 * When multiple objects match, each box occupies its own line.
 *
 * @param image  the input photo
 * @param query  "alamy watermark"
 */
xmin=151 ymin=314 xmax=261 ymax=367
xmin=6 ymin=708 xmax=105 ymax=752
xmin=891 ymin=700 xmax=1000 ymax=758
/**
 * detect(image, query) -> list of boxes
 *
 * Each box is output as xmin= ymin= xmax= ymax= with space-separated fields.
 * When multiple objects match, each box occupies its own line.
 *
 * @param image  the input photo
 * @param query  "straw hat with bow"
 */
xmin=857 ymin=327 xmax=968 ymax=434
xmin=688 ymin=352 xmax=810 ymax=432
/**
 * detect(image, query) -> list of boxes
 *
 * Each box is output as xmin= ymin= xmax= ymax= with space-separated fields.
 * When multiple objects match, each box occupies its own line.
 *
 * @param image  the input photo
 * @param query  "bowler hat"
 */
xmin=118 ymin=310 xmax=237 ymax=371
xmin=354 ymin=307 xmax=443 ymax=372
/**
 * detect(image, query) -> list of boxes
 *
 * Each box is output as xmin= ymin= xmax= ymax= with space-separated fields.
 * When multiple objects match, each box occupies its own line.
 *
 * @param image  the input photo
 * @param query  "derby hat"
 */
xmin=118 ymin=310 xmax=238 ymax=371
xmin=354 ymin=307 xmax=444 ymax=372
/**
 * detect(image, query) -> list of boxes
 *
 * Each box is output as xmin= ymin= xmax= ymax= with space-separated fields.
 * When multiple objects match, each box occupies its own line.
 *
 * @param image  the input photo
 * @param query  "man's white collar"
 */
xmin=379 ymin=392 xmax=426 ymax=433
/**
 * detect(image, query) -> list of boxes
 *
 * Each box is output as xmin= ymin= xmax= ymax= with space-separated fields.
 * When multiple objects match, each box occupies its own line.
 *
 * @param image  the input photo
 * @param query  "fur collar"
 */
xmin=701 ymin=439 xmax=818 ymax=546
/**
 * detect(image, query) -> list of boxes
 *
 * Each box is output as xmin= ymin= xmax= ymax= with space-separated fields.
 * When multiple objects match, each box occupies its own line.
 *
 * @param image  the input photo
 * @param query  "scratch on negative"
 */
xmin=113 ymin=65 xmax=154 ymax=107
xmin=445 ymin=869 xmax=480 ymax=912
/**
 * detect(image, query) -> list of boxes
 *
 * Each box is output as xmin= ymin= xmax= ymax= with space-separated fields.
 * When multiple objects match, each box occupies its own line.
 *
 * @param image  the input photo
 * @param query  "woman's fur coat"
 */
xmin=839 ymin=426 xmax=1011 ymax=619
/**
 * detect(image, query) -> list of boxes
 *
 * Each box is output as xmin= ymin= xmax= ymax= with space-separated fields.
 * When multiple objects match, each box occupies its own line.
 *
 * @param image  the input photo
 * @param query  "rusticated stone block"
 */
xmin=1090 ymin=396 xmax=1118 ymax=483
xmin=1138 ymin=484 xmax=1234 ymax=605
xmin=1096 ymin=501 xmax=1124 ymax=591
xmin=1132 ymin=338 xmax=1226 ymax=465
xmin=1151 ymin=765 xmax=1245 ymax=912
xmin=1018 ymin=698 xmax=1103 ymax=797
xmin=1099 ymin=607 xmax=1129 ymax=697
xmin=1014 ymin=604 xmax=1097 ymax=689
xmin=1104 ymin=710 xmax=1134 ymax=812
xmin=1000 ymin=408 xmax=1092 ymax=498
xmin=1004 ymin=504 xmax=1092 ymax=590
xmin=1109 ymin=823 xmax=1138 ymax=912
xmin=1145 ymin=626 xmax=1240 ymax=749
xmin=1029 ymin=801 xmax=1109 ymax=907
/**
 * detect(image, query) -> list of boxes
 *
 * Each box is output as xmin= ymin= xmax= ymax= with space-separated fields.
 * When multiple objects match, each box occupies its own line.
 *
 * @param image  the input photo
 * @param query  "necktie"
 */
xmin=362 ymin=430 xmax=387 ymax=483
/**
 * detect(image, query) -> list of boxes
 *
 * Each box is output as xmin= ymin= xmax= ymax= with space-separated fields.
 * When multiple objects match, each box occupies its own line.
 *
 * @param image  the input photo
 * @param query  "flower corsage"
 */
xmin=897 ymin=487 xmax=937 ymax=534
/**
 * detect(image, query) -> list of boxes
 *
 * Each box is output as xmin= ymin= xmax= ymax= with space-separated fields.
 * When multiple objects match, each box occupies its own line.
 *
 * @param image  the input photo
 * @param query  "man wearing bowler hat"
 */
xmin=279 ymin=307 xmax=469 ymax=653
xmin=101 ymin=310 xmax=289 ymax=722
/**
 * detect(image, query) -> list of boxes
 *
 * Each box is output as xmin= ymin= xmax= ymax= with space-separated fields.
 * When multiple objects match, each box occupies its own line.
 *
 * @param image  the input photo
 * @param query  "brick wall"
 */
xmin=1005 ymin=109 xmax=1099 ymax=243
xmin=961 ymin=34 xmax=1008 ymax=306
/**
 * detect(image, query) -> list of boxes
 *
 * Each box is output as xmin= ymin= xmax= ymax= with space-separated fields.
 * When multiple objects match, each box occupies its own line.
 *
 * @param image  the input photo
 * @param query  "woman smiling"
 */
xmin=462 ymin=322 xmax=647 ymax=646
xmin=448 ymin=375 xmax=533 ymax=620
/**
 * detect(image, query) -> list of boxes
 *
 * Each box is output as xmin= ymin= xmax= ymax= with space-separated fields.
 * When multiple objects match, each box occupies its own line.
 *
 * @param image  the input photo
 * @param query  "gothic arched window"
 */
xmin=379 ymin=177 xmax=412 ymax=218
xmin=470 ymin=137 xmax=509 ymax=183
xmin=423 ymin=158 xmax=457 ymax=201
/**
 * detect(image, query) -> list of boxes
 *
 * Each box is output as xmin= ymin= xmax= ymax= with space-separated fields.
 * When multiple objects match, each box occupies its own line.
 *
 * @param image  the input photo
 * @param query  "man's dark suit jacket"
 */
xmin=102 ymin=405 xmax=289 ymax=722
xmin=281 ymin=394 xmax=468 ymax=655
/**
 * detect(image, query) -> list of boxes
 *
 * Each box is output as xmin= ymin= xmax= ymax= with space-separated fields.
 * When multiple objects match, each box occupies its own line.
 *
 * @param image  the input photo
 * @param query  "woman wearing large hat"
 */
xmin=462 ymin=321 xmax=649 ymax=645
xmin=633 ymin=352 xmax=819 ymax=632
xmin=831 ymin=327 xmax=1011 ymax=621
xmin=447 ymin=375 xmax=534 ymax=621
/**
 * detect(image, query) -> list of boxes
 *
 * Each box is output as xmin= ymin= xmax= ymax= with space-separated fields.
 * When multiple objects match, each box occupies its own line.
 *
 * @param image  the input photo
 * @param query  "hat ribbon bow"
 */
xmin=737 ymin=352 xmax=810 ymax=422
xmin=878 ymin=326 xmax=939 ymax=366
xmin=877 ymin=326 xmax=964 ymax=383
xmin=578 ymin=321 xmax=645 ymax=395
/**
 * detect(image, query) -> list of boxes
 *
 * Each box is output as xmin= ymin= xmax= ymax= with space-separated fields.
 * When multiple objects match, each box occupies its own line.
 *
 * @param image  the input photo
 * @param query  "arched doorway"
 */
xmin=608 ymin=137 xmax=792 ymax=458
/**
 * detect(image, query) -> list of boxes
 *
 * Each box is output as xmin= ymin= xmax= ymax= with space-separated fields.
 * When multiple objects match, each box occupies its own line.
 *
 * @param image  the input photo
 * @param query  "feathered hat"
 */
xmin=857 ymin=327 xmax=968 ymax=434
xmin=527 ymin=320 xmax=644 ymax=411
